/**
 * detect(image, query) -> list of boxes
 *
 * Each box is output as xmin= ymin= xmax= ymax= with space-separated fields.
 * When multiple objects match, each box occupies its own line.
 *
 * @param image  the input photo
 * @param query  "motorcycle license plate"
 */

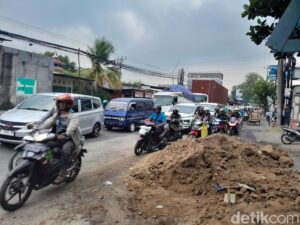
xmin=0 ymin=129 xmax=14 ymax=136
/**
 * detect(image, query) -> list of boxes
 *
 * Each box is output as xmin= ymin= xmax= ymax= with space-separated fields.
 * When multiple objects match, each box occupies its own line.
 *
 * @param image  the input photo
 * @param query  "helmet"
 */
xmin=234 ymin=108 xmax=239 ymax=112
xmin=204 ymin=107 xmax=210 ymax=112
xmin=220 ymin=108 xmax=224 ymax=112
xmin=56 ymin=94 xmax=74 ymax=111
xmin=103 ymin=99 xmax=108 ymax=104
xmin=172 ymin=108 xmax=179 ymax=115
xmin=153 ymin=104 xmax=162 ymax=112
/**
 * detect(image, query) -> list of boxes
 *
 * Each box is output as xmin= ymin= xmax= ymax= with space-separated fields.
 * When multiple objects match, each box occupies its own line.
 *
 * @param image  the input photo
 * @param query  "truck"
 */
xmin=192 ymin=80 xmax=228 ymax=105
xmin=152 ymin=84 xmax=208 ymax=112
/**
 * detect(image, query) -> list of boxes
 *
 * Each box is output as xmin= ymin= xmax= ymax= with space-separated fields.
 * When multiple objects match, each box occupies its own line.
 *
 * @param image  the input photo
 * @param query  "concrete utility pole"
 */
xmin=276 ymin=58 xmax=285 ymax=125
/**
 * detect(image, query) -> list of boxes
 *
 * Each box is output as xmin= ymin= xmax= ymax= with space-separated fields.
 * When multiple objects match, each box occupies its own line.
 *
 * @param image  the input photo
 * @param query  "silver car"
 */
xmin=0 ymin=93 xmax=104 ymax=144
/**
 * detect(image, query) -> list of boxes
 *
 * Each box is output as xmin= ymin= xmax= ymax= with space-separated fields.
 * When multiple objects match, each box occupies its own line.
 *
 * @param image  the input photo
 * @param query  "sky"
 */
xmin=0 ymin=0 xmax=296 ymax=91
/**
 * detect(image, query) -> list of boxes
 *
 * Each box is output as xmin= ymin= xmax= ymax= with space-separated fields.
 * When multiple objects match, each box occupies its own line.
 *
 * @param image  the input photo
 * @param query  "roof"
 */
xmin=36 ymin=92 xmax=100 ymax=99
xmin=176 ymin=103 xmax=199 ymax=107
xmin=110 ymin=98 xmax=153 ymax=102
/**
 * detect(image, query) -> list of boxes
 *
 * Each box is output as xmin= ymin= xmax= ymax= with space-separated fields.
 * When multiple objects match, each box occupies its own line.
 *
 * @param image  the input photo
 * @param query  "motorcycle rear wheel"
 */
xmin=281 ymin=134 xmax=293 ymax=145
xmin=134 ymin=140 xmax=144 ymax=156
xmin=0 ymin=173 xmax=32 ymax=211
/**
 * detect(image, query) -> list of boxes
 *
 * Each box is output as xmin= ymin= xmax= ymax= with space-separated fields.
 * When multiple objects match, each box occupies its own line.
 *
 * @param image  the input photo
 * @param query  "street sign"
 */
xmin=16 ymin=77 xmax=37 ymax=96
xmin=268 ymin=65 xmax=277 ymax=81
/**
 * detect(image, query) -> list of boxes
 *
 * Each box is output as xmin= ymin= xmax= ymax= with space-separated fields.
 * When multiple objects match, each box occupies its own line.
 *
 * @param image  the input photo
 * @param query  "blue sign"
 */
xmin=268 ymin=65 xmax=277 ymax=81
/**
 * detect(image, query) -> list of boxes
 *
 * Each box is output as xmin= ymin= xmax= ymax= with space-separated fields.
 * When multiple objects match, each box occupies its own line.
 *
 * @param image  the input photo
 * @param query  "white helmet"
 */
xmin=204 ymin=107 xmax=210 ymax=111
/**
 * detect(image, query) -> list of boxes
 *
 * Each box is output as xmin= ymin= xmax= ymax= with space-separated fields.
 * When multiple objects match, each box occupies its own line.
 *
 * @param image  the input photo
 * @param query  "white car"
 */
xmin=0 ymin=93 xmax=104 ymax=144
xmin=165 ymin=103 xmax=203 ymax=130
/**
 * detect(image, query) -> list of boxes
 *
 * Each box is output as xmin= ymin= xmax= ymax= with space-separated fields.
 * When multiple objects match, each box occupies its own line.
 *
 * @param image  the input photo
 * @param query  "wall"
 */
xmin=0 ymin=45 xmax=53 ymax=109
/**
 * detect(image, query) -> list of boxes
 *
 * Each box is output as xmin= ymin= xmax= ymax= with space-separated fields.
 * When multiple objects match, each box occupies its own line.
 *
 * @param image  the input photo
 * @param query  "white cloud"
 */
xmin=146 ymin=0 xmax=210 ymax=12
xmin=52 ymin=25 xmax=95 ymax=49
xmin=115 ymin=10 xmax=148 ymax=42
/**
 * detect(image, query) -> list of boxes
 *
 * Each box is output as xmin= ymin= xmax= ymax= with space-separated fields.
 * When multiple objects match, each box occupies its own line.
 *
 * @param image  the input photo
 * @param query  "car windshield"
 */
xmin=153 ymin=96 xmax=173 ymax=106
xmin=172 ymin=105 xmax=195 ymax=114
xmin=18 ymin=95 xmax=55 ymax=111
xmin=106 ymin=101 xmax=128 ymax=111
xmin=194 ymin=95 xmax=208 ymax=102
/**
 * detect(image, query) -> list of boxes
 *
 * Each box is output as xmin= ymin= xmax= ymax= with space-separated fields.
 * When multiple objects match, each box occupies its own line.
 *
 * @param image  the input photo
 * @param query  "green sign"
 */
xmin=16 ymin=77 xmax=37 ymax=95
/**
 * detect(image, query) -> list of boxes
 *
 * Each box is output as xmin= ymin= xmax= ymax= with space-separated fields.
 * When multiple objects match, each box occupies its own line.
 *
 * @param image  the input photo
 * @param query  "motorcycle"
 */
xmin=134 ymin=121 xmax=168 ymax=156
xmin=164 ymin=118 xmax=183 ymax=142
xmin=211 ymin=118 xmax=228 ymax=134
xmin=281 ymin=127 xmax=300 ymax=144
xmin=228 ymin=117 xmax=239 ymax=135
xmin=0 ymin=128 xmax=87 ymax=211
xmin=189 ymin=120 xmax=209 ymax=138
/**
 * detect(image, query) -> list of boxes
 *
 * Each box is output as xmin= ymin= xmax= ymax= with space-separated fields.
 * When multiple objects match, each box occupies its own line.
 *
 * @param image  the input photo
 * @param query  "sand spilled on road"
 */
xmin=127 ymin=134 xmax=300 ymax=225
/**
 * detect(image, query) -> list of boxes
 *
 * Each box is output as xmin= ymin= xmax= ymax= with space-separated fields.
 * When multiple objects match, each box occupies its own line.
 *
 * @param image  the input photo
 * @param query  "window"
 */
xmin=129 ymin=103 xmax=136 ymax=111
xmin=72 ymin=98 xmax=79 ymax=113
xmin=81 ymin=99 xmax=92 ymax=111
xmin=137 ymin=102 xmax=145 ymax=111
xmin=145 ymin=102 xmax=154 ymax=110
xmin=92 ymin=98 xmax=101 ymax=109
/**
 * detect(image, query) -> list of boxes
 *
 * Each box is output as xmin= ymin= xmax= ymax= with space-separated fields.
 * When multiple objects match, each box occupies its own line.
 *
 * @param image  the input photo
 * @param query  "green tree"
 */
xmin=87 ymin=37 xmax=122 ymax=89
xmin=43 ymin=51 xmax=77 ymax=73
xmin=241 ymin=0 xmax=300 ymax=58
xmin=44 ymin=51 xmax=55 ymax=57
xmin=239 ymin=73 xmax=263 ymax=103
xmin=253 ymin=79 xmax=276 ymax=112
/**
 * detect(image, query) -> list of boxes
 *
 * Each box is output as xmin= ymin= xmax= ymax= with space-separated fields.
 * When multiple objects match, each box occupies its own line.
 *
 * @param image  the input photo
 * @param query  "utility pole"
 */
xmin=77 ymin=49 xmax=81 ymax=78
xmin=116 ymin=56 xmax=126 ymax=78
xmin=276 ymin=58 xmax=285 ymax=126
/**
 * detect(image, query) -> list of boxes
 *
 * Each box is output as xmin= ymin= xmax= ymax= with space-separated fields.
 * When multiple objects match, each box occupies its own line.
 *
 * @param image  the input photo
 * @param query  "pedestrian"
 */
xmin=271 ymin=108 xmax=277 ymax=127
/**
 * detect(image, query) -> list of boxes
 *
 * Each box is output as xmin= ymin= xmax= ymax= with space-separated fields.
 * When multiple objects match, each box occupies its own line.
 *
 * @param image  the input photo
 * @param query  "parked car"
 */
xmin=165 ymin=103 xmax=202 ymax=131
xmin=104 ymin=98 xmax=154 ymax=132
xmin=0 ymin=93 xmax=104 ymax=144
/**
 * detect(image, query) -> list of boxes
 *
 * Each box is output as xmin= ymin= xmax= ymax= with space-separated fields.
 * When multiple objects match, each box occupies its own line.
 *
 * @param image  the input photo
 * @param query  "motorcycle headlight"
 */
xmin=24 ymin=151 xmax=35 ymax=158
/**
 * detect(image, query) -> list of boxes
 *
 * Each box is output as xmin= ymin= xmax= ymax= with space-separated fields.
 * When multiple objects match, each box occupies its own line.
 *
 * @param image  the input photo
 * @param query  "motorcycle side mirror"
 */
xmin=26 ymin=123 xmax=34 ymax=129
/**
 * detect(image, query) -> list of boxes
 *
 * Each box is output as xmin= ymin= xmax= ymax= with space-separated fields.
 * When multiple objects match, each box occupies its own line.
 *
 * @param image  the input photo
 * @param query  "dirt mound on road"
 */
xmin=127 ymin=134 xmax=300 ymax=225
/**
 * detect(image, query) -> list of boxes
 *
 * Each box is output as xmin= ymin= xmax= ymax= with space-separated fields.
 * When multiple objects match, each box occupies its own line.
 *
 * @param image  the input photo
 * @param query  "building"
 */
xmin=0 ymin=45 xmax=53 ymax=109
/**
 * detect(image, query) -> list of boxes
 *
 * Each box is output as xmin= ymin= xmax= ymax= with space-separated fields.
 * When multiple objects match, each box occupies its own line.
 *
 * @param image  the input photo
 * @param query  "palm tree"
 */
xmin=87 ymin=37 xmax=122 ymax=89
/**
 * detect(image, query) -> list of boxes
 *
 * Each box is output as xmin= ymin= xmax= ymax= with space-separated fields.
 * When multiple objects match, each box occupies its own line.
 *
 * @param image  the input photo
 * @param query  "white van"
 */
xmin=0 ymin=93 xmax=104 ymax=144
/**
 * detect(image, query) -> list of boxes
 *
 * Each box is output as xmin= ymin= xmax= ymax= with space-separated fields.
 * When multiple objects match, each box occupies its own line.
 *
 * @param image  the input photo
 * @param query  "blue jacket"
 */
xmin=149 ymin=112 xmax=167 ymax=125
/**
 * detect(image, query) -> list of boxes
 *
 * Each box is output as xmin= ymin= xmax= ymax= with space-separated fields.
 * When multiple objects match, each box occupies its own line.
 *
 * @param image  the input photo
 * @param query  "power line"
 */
xmin=0 ymin=14 xmax=171 ymax=73
xmin=0 ymin=29 xmax=175 ymax=79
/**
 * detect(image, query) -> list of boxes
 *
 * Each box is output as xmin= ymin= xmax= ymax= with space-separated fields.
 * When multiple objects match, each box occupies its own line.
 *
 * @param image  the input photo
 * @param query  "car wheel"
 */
xmin=128 ymin=123 xmax=136 ymax=132
xmin=91 ymin=123 xmax=101 ymax=137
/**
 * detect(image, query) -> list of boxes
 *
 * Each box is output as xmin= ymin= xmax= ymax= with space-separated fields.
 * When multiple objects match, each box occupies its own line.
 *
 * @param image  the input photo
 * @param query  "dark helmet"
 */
xmin=153 ymin=104 xmax=162 ymax=112
xmin=197 ymin=106 xmax=204 ymax=114
xmin=172 ymin=108 xmax=179 ymax=115
xmin=56 ymin=94 xmax=74 ymax=111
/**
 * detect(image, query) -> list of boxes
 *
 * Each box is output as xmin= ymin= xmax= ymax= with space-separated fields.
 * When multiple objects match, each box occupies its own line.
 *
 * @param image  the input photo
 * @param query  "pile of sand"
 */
xmin=127 ymin=134 xmax=300 ymax=225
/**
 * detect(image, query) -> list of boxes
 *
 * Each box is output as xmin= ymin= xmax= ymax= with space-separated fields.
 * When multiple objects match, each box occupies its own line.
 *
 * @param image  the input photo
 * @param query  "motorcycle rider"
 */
xmin=167 ymin=108 xmax=181 ymax=137
xmin=191 ymin=107 xmax=204 ymax=130
xmin=39 ymin=94 xmax=81 ymax=183
xmin=147 ymin=105 xmax=167 ymax=144
xmin=217 ymin=108 xmax=229 ymax=121
xmin=202 ymin=107 xmax=213 ymax=134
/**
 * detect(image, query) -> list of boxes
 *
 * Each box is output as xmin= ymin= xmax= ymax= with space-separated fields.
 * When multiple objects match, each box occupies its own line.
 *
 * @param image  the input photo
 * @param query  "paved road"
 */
xmin=0 ymin=128 xmax=138 ymax=183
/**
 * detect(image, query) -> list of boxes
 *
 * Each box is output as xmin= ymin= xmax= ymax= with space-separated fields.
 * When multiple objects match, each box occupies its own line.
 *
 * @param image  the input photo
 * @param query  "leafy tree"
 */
xmin=87 ymin=37 xmax=122 ymax=89
xmin=43 ymin=51 xmax=77 ymax=73
xmin=253 ymin=79 xmax=276 ymax=112
xmin=239 ymin=73 xmax=263 ymax=103
xmin=44 ymin=51 xmax=55 ymax=57
xmin=241 ymin=0 xmax=300 ymax=58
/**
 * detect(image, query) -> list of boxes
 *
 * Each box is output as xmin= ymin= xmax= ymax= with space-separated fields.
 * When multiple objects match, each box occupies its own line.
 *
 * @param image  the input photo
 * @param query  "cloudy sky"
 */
xmin=0 ymin=0 xmax=292 ymax=91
